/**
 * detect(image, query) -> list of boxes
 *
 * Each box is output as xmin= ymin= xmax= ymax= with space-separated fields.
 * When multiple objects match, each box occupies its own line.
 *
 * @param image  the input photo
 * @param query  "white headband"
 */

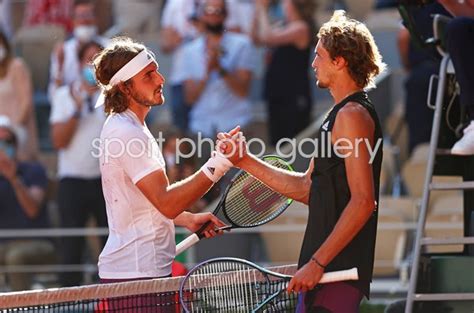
xmin=109 ymin=49 xmax=155 ymax=87
xmin=95 ymin=49 xmax=156 ymax=108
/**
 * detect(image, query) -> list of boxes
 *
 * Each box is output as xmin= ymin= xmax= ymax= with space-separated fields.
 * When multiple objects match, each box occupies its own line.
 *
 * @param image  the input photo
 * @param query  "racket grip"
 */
xmin=319 ymin=267 xmax=359 ymax=284
xmin=176 ymin=233 xmax=200 ymax=255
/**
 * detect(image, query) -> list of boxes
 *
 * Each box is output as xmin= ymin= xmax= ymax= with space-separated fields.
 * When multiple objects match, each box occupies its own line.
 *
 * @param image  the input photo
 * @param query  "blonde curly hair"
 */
xmin=317 ymin=10 xmax=386 ymax=89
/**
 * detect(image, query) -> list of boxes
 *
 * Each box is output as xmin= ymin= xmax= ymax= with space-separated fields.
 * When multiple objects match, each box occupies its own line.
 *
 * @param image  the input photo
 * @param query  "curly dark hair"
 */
xmin=317 ymin=10 xmax=386 ymax=89
xmin=92 ymin=37 xmax=146 ymax=114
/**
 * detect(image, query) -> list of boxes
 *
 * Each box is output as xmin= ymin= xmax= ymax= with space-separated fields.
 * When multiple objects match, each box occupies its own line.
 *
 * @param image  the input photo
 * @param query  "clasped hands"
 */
xmin=215 ymin=125 xmax=248 ymax=166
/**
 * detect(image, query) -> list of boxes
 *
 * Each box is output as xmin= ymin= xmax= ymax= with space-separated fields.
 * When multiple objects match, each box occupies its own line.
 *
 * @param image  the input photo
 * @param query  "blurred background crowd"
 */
xmin=0 ymin=0 xmax=472 ymax=310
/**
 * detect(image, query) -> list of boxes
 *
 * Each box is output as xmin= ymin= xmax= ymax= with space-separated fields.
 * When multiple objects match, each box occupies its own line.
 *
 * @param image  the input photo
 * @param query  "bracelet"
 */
xmin=311 ymin=256 xmax=326 ymax=269
xmin=201 ymin=151 xmax=233 ymax=182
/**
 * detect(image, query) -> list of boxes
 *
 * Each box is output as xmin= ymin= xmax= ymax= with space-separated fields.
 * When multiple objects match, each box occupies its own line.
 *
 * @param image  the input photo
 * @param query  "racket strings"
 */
xmin=226 ymin=182 xmax=287 ymax=225
xmin=225 ymin=159 xmax=292 ymax=227
xmin=181 ymin=261 xmax=267 ymax=312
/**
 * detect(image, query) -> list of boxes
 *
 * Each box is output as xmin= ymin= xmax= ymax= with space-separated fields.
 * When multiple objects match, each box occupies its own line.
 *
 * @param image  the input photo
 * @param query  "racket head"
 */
xmin=179 ymin=257 xmax=292 ymax=313
xmin=222 ymin=155 xmax=294 ymax=228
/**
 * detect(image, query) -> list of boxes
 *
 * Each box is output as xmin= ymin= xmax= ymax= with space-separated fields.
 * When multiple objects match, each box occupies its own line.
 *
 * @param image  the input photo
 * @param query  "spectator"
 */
xmin=104 ymin=0 xmax=163 ymax=38
xmin=160 ymin=0 xmax=203 ymax=132
xmin=231 ymin=0 xmax=257 ymax=34
xmin=48 ymin=0 xmax=107 ymax=101
xmin=252 ymin=0 xmax=316 ymax=145
xmin=397 ymin=3 xmax=449 ymax=153
xmin=438 ymin=0 xmax=474 ymax=155
xmin=182 ymin=0 xmax=257 ymax=138
xmin=23 ymin=0 xmax=74 ymax=34
xmin=49 ymin=40 xmax=107 ymax=287
xmin=160 ymin=0 xmax=250 ymax=132
xmin=0 ymin=0 xmax=12 ymax=40
xmin=0 ymin=115 xmax=56 ymax=291
xmin=0 ymin=30 xmax=39 ymax=161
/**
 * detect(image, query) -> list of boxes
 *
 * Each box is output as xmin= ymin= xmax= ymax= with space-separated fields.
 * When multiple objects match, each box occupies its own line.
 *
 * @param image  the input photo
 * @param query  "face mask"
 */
xmin=0 ymin=140 xmax=15 ymax=159
xmin=204 ymin=22 xmax=225 ymax=35
xmin=0 ymin=46 xmax=6 ymax=62
xmin=74 ymin=25 xmax=98 ymax=42
xmin=82 ymin=66 xmax=97 ymax=86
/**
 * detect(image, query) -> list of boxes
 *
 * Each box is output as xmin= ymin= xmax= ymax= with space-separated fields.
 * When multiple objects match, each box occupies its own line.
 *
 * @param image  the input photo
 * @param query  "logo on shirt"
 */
xmin=322 ymin=121 xmax=330 ymax=131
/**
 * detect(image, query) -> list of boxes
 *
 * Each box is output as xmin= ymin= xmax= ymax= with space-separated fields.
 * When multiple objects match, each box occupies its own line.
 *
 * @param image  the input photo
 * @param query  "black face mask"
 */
xmin=205 ymin=22 xmax=225 ymax=35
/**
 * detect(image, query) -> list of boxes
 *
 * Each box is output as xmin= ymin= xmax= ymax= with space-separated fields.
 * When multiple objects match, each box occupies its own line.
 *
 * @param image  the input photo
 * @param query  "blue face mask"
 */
xmin=82 ymin=66 xmax=97 ymax=86
xmin=0 ymin=140 xmax=15 ymax=159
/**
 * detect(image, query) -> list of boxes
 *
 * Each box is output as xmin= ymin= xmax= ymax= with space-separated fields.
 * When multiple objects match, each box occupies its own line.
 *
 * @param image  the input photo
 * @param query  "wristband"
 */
xmin=201 ymin=151 xmax=233 ymax=182
xmin=311 ymin=256 xmax=326 ymax=269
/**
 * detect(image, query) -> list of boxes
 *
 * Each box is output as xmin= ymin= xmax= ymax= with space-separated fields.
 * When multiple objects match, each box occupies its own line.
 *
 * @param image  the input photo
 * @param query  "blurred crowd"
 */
xmin=0 ymin=0 xmax=473 ymax=292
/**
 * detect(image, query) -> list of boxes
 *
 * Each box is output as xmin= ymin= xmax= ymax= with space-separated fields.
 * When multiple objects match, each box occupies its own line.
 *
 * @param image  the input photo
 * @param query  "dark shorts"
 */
xmin=296 ymin=282 xmax=364 ymax=313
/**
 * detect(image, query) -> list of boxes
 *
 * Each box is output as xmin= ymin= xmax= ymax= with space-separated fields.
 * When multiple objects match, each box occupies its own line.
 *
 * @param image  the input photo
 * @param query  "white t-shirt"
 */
xmin=49 ymin=83 xmax=106 ymax=179
xmin=98 ymin=109 xmax=175 ymax=279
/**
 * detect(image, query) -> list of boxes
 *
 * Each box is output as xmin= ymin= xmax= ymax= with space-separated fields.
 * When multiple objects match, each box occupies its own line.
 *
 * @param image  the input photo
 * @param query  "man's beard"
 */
xmin=205 ymin=22 xmax=225 ymax=35
xmin=131 ymin=89 xmax=163 ymax=107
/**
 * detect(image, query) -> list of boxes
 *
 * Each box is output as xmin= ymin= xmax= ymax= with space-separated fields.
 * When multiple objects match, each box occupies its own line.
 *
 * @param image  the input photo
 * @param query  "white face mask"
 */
xmin=73 ymin=25 xmax=98 ymax=42
xmin=0 ymin=46 xmax=6 ymax=62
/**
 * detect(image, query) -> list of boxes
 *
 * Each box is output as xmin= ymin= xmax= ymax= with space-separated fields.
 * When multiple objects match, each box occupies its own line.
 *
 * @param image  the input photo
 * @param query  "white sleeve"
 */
xmin=111 ymin=128 xmax=166 ymax=184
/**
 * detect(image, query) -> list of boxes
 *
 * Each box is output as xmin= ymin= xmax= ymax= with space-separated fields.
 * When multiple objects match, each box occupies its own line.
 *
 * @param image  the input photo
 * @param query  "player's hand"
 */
xmin=187 ymin=212 xmax=228 ymax=238
xmin=216 ymin=126 xmax=247 ymax=166
xmin=287 ymin=260 xmax=324 ymax=293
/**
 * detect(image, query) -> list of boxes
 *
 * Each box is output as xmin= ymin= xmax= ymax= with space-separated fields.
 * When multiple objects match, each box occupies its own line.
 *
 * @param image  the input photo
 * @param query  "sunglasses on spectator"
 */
xmin=203 ymin=6 xmax=225 ymax=16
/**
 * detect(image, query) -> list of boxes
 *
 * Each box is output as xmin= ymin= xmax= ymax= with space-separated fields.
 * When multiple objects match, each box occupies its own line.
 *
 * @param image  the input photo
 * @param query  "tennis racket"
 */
xmin=179 ymin=257 xmax=359 ymax=312
xmin=176 ymin=155 xmax=294 ymax=256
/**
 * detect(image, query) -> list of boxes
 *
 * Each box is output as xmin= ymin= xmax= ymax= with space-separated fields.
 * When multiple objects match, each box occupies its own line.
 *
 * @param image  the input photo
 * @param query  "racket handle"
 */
xmin=319 ymin=267 xmax=359 ymax=284
xmin=176 ymin=233 xmax=200 ymax=255
xmin=175 ymin=221 xmax=220 ymax=255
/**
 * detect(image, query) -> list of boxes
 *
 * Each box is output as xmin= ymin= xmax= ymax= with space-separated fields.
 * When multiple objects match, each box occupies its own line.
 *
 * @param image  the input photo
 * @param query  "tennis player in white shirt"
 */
xmin=92 ymin=37 xmax=242 ymax=283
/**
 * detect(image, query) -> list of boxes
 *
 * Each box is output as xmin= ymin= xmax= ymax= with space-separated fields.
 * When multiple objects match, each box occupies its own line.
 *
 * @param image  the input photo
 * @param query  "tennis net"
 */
xmin=0 ymin=264 xmax=297 ymax=312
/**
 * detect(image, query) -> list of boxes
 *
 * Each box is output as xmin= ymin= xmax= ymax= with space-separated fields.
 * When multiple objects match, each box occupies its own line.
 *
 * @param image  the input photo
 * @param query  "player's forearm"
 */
xmin=174 ymin=211 xmax=194 ymax=227
xmin=312 ymin=196 xmax=375 ymax=267
xmin=159 ymin=172 xmax=214 ymax=219
xmin=239 ymin=154 xmax=310 ymax=203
